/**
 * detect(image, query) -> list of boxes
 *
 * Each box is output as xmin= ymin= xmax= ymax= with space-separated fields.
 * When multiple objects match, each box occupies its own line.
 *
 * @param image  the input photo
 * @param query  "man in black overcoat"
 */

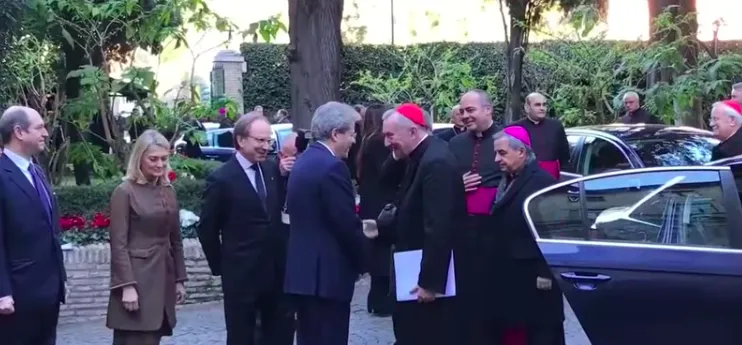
xmin=473 ymin=125 xmax=565 ymax=345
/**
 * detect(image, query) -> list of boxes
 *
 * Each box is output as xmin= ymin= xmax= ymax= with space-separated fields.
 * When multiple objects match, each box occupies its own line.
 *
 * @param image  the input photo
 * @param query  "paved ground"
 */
xmin=58 ymin=278 xmax=591 ymax=345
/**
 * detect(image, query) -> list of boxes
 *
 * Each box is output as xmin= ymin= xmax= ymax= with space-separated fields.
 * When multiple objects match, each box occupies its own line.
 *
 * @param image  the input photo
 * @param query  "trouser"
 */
xmin=223 ymin=291 xmax=295 ymax=345
xmin=366 ymin=275 xmax=392 ymax=314
xmin=0 ymin=302 xmax=60 ymax=345
xmin=293 ymin=295 xmax=350 ymax=345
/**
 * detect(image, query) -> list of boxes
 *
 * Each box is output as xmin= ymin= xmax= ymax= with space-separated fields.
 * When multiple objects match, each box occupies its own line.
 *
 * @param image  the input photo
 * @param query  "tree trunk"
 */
xmin=676 ymin=0 xmax=701 ymax=127
xmin=64 ymin=46 xmax=91 ymax=185
xmin=504 ymin=0 xmax=527 ymax=123
xmin=287 ymin=0 xmax=345 ymax=130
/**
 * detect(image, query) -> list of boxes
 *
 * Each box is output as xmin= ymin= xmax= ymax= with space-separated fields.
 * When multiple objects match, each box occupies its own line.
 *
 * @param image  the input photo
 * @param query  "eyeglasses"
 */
xmin=249 ymin=136 xmax=275 ymax=146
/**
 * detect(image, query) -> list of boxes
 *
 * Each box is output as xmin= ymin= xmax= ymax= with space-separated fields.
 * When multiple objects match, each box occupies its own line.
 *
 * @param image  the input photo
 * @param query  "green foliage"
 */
xmin=352 ymin=45 xmax=498 ymax=121
xmin=242 ymin=39 xmax=742 ymax=125
xmin=55 ymin=177 xmax=205 ymax=245
xmin=169 ymin=155 xmax=221 ymax=179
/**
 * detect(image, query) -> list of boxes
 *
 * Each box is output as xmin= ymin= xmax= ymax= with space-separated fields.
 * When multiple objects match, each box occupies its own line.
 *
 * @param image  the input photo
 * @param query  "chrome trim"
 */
xmin=522 ymin=166 xmax=734 ymax=252
xmin=706 ymin=154 xmax=742 ymax=166
xmin=537 ymin=238 xmax=742 ymax=254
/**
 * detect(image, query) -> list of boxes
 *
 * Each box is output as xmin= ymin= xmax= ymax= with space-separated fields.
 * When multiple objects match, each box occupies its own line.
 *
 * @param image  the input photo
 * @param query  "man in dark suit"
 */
xmin=377 ymin=103 xmax=466 ymax=345
xmin=284 ymin=101 xmax=368 ymax=345
xmin=0 ymin=106 xmax=67 ymax=345
xmin=197 ymin=112 xmax=295 ymax=345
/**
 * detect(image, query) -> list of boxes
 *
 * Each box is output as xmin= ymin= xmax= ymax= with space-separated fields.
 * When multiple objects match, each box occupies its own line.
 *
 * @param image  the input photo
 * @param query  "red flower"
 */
xmin=90 ymin=213 xmax=110 ymax=229
xmin=168 ymin=170 xmax=177 ymax=182
xmin=60 ymin=215 xmax=85 ymax=231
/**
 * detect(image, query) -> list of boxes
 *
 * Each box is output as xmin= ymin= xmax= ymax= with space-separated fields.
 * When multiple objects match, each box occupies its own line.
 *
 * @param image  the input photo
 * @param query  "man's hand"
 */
xmin=362 ymin=219 xmax=378 ymax=239
xmin=536 ymin=276 xmax=552 ymax=290
xmin=0 ymin=295 xmax=14 ymax=315
xmin=462 ymin=171 xmax=482 ymax=192
xmin=410 ymin=285 xmax=436 ymax=303
xmin=279 ymin=156 xmax=296 ymax=176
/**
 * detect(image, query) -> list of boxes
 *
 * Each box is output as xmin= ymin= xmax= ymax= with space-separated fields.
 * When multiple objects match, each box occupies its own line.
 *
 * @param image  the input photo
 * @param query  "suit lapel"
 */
xmin=1 ymin=155 xmax=41 ymax=204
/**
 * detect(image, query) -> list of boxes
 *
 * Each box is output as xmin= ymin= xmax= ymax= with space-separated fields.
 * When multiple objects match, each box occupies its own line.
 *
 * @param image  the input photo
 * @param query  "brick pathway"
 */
xmin=57 ymin=278 xmax=591 ymax=345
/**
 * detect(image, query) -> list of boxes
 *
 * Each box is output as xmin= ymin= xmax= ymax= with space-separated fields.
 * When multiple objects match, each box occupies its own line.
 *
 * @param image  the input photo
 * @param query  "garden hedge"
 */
xmin=241 ymin=40 xmax=742 ymax=118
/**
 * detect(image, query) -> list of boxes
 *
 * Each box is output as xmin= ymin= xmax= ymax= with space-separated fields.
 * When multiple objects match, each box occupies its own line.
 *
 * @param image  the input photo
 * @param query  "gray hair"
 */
xmin=233 ymin=111 xmax=269 ymax=148
xmin=733 ymin=82 xmax=742 ymax=91
xmin=492 ymin=130 xmax=536 ymax=163
xmin=0 ymin=106 xmax=32 ymax=146
xmin=712 ymin=101 xmax=742 ymax=123
xmin=622 ymin=91 xmax=640 ymax=102
xmin=311 ymin=102 xmax=358 ymax=141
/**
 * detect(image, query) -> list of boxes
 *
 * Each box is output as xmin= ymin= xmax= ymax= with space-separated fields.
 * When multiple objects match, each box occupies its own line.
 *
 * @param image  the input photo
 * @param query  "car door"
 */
xmin=558 ymin=135 xmax=584 ymax=183
xmin=523 ymin=166 xmax=742 ymax=345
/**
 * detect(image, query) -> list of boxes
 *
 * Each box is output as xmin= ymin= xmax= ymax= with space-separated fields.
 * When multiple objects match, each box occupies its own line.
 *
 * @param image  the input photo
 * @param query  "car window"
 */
xmin=580 ymin=137 xmax=631 ymax=175
xmin=215 ymin=131 xmax=234 ymax=148
xmin=627 ymin=136 xmax=718 ymax=167
xmin=205 ymin=132 xmax=216 ymax=147
xmin=564 ymin=135 xmax=582 ymax=173
xmin=527 ymin=170 xmax=731 ymax=249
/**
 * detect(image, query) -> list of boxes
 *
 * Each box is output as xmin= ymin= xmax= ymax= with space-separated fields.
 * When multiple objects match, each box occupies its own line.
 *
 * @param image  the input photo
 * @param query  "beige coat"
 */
xmin=106 ymin=180 xmax=187 ymax=331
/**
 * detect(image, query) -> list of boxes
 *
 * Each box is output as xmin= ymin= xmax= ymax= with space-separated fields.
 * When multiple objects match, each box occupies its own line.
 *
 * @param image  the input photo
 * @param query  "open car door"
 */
xmin=523 ymin=166 xmax=742 ymax=345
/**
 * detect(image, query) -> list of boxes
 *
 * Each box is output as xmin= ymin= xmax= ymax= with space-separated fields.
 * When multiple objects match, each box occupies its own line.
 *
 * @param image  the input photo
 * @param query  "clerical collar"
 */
xmin=471 ymin=121 xmax=496 ymax=139
xmin=527 ymin=115 xmax=542 ymax=125
xmin=408 ymin=135 xmax=430 ymax=161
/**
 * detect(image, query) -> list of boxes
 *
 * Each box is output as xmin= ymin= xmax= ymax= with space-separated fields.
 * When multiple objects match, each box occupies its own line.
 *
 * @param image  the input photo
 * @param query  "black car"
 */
xmin=177 ymin=124 xmax=295 ymax=162
xmin=524 ymin=165 xmax=742 ymax=345
xmin=561 ymin=124 xmax=719 ymax=181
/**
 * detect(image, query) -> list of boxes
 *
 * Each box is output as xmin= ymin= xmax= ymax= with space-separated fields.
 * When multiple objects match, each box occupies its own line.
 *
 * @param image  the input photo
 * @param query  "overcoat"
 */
xmin=106 ymin=180 xmax=188 ymax=331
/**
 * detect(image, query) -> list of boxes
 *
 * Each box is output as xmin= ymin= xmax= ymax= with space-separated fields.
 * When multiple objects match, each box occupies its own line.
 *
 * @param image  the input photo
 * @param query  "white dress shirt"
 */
xmin=235 ymin=152 xmax=267 ymax=195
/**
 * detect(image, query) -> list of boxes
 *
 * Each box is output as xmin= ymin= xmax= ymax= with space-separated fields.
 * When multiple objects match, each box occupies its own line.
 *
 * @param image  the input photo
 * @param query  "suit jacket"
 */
xmin=283 ymin=142 xmax=367 ymax=303
xmin=480 ymin=161 xmax=563 ymax=324
xmin=197 ymin=156 xmax=288 ymax=301
xmin=0 ymin=155 xmax=65 ymax=309
xmin=382 ymin=136 xmax=466 ymax=294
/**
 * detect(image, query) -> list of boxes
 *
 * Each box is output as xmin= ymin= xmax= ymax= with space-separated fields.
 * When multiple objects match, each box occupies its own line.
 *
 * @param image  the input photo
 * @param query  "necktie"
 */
xmin=251 ymin=164 xmax=267 ymax=208
xmin=29 ymin=164 xmax=52 ymax=220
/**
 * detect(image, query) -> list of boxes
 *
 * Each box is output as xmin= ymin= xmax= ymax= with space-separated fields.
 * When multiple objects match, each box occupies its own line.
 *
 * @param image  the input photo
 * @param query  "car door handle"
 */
xmin=560 ymin=272 xmax=611 ymax=291
xmin=567 ymin=189 xmax=580 ymax=202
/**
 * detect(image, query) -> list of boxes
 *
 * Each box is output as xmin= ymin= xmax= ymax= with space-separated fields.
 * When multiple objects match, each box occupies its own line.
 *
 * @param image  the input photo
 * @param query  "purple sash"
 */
xmin=466 ymin=186 xmax=497 ymax=215
xmin=538 ymin=160 xmax=560 ymax=180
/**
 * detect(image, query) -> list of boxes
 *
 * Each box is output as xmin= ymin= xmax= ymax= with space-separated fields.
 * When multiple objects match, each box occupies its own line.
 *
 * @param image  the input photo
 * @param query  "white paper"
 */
xmin=393 ymin=250 xmax=456 ymax=302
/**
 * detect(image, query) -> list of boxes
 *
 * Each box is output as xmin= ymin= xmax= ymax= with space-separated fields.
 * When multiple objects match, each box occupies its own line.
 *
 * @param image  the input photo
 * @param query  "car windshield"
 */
xmin=627 ymin=135 xmax=719 ymax=167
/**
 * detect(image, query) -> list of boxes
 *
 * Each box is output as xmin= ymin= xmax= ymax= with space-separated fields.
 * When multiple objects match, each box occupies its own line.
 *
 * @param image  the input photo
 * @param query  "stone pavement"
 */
xmin=58 ymin=277 xmax=591 ymax=345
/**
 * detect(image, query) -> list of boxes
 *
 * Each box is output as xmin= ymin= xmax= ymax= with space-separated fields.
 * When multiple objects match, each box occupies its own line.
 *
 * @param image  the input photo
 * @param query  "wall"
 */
xmin=60 ymin=239 xmax=222 ymax=324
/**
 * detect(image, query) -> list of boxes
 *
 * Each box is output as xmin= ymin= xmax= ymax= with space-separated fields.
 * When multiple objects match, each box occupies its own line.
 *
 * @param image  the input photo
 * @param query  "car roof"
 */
xmin=566 ymin=124 xmax=717 ymax=142
xmin=271 ymin=123 xmax=293 ymax=131
xmin=432 ymin=123 xmax=453 ymax=130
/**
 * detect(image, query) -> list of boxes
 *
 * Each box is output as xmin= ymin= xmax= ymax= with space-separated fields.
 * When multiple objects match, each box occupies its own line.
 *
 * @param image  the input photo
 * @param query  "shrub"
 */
xmin=55 ymin=178 xmax=205 ymax=245
xmin=170 ymin=155 xmax=222 ymax=179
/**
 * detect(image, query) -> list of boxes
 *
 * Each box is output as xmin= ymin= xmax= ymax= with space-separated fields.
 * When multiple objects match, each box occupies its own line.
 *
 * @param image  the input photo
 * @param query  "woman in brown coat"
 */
xmin=107 ymin=129 xmax=188 ymax=345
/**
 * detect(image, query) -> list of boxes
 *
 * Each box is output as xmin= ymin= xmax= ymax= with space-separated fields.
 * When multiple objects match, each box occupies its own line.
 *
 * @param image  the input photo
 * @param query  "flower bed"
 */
xmin=55 ymin=172 xmax=207 ymax=246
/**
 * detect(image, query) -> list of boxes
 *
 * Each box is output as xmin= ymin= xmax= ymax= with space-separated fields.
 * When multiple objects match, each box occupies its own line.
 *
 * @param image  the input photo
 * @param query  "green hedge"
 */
xmin=241 ymin=40 xmax=742 ymax=118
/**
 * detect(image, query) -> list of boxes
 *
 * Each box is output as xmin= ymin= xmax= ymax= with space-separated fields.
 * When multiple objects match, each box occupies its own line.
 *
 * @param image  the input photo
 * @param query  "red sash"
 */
xmin=466 ymin=187 xmax=497 ymax=215
xmin=538 ymin=160 xmax=560 ymax=180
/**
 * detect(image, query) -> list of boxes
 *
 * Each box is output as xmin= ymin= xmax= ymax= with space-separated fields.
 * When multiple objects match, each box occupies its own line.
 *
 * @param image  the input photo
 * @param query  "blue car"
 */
xmin=524 ymin=165 xmax=742 ymax=345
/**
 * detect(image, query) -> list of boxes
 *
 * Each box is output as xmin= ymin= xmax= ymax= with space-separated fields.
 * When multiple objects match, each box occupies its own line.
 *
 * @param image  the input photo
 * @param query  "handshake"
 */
xmin=362 ymin=219 xmax=378 ymax=239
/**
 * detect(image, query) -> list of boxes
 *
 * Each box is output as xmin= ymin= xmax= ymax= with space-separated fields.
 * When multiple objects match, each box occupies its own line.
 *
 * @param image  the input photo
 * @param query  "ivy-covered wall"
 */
xmin=241 ymin=40 xmax=742 ymax=121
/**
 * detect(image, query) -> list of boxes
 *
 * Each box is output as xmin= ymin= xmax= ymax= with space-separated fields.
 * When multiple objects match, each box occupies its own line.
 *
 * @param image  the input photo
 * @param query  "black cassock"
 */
xmin=712 ymin=128 xmax=742 ymax=161
xmin=378 ymin=136 xmax=467 ymax=345
xmin=510 ymin=117 xmax=570 ymax=179
xmin=448 ymin=123 xmax=505 ymax=344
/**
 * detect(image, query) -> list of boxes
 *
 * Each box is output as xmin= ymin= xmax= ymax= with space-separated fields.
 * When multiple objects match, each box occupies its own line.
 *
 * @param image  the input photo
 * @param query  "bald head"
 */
xmin=459 ymin=89 xmax=493 ymax=132
xmin=524 ymin=92 xmax=547 ymax=120
xmin=732 ymin=83 xmax=742 ymax=103
xmin=0 ymin=106 xmax=47 ymax=155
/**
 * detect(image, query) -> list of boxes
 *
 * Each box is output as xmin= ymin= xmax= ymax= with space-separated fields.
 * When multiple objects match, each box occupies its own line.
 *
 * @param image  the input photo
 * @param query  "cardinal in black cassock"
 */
xmin=510 ymin=93 xmax=570 ymax=179
xmin=448 ymin=90 xmax=504 ymax=344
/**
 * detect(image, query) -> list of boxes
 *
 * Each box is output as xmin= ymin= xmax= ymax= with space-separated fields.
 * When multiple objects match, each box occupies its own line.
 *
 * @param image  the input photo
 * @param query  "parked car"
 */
xmin=561 ymin=124 xmax=719 ymax=181
xmin=523 ymin=165 xmax=742 ymax=345
xmin=176 ymin=124 xmax=295 ymax=162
